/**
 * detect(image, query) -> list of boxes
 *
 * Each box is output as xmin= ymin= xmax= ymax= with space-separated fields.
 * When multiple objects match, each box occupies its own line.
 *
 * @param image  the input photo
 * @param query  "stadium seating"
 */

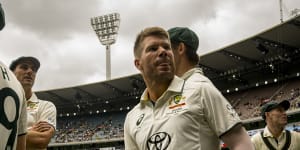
xmin=51 ymin=78 xmax=300 ymax=144
xmin=52 ymin=111 xmax=126 ymax=143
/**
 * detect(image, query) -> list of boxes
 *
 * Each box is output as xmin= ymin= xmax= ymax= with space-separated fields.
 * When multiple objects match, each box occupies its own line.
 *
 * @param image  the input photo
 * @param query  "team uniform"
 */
xmin=251 ymin=126 xmax=300 ymax=150
xmin=27 ymin=93 xmax=56 ymax=131
xmin=0 ymin=61 xmax=27 ymax=150
xmin=124 ymin=68 xmax=241 ymax=150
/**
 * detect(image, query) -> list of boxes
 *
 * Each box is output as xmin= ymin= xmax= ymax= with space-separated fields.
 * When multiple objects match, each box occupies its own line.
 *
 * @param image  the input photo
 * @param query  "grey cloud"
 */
xmin=1 ymin=0 xmax=299 ymax=90
xmin=3 ymin=0 xmax=101 ymax=40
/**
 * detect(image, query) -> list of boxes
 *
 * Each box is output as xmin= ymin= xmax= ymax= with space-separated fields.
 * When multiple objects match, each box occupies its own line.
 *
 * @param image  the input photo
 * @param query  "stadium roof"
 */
xmin=36 ymin=15 xmax=300 ymax=116
xmin=199 ymin=15 xmax=300 ymax=92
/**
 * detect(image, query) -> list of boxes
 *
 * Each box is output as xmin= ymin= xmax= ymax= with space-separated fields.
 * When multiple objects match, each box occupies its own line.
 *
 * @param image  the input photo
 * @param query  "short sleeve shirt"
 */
xmin=0 ymin=61 xmax=27 ymax=150
xmin=124 ymin=73 xmax=241 ymax=150
xmin=251 ymin=126 xmax=300 ymax=150
xmin=27 ymin=93 xmax=57 ymax=129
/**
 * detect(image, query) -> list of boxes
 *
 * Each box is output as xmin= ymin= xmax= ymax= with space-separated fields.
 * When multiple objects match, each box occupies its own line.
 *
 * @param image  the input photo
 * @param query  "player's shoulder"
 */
xmin=185 ymin=72 xmax=218 ymax=93
xmin=38 ymin=98 xmax=56 ymax=108
xmin=290 ymin=130 xmax=300 ymax=137
xmin=0 ymin=61 xmax=7 ymax=68
xmin=251 ymin=131 xmax=262 ymax=142
xmin=189 ymin=72 xmax=210 ymax=82
xmin=126 ymin=103 xmax=143 ymax=118
xmin=0 ymin=62 xmax=25 ymax=94
xmin=184 ymin=69 xmax=212 ymax=87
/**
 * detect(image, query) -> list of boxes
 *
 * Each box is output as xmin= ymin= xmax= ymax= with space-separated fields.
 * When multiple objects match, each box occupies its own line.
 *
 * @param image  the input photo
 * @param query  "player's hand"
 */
xmin=30 ymin=121 xmax=52 ymax=132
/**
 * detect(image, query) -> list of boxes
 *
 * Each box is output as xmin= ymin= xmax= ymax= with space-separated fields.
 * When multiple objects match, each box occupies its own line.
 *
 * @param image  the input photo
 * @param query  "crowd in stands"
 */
xmin=51 ymin=112 xmax=125 ymax=143
xmin=50 ymin=78 xmax=300 ymax=144
xmin=226 ymin=78 xmax=300 ymax=120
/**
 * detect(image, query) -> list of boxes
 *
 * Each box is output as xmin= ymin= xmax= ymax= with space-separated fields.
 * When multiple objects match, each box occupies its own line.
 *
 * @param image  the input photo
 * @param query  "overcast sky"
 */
xmin=1 ymin=0 xmax=299 ymax=91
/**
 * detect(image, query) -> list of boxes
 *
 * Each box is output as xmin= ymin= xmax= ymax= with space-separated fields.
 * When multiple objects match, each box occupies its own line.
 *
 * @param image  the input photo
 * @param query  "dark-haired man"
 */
xmin=10 ymin=56 xmax=56 ymax=150
xmin=168 ymin=27 xmax=254 ymax=150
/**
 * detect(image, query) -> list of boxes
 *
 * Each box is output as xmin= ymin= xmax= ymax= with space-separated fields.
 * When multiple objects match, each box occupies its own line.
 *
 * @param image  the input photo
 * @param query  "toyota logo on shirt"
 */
xmin=147 ymin=132 xmax=171 ymax=150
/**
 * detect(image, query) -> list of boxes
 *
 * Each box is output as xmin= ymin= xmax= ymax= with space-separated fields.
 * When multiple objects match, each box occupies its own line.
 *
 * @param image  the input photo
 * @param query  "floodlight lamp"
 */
xmin=91 ymin=13 xmax=120 ymax=46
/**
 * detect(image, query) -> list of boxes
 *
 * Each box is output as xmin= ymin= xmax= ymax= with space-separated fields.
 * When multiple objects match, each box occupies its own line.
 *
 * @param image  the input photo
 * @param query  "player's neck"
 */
xmin=267 ymin=124 xmax=284 ymax=138
xmin=24 ymin=88 xmax=33 ymax=100
xmin=146 ymin=81 xmax=170 ymax=102
xmin=176 ymin=61 xmax=195 ymax=77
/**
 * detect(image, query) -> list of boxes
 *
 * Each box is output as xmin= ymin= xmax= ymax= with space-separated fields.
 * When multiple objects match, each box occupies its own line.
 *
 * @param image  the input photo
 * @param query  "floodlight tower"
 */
xmin=91 ymin=13 xmax=120 ymax=80
xmin=279 ymin=0 xmax=283 ymax=23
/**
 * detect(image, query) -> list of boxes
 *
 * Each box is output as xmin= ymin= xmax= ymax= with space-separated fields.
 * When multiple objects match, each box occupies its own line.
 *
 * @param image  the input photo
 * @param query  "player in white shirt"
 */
xmin=124 ymin=26 xmax=254 ymax=150
xmin=0 ymin=61 xmax=27 ymax=150
xmin=167 ymin=27 xmax=254 ymax=150
xmin=251 ymin=100 xmax=300 ymax=150
xmin=1 ymin=3 xmax=27 ymax=150
xmin=10 ymin=56 xmax=56 ymax=150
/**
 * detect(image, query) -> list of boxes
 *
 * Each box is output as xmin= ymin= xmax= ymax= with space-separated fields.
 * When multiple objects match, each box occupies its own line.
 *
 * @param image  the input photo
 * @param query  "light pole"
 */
xmin=279 ymin=0 xmax=283 ymax=23
xmin=91 ymin=13 xmax=120 ymax=80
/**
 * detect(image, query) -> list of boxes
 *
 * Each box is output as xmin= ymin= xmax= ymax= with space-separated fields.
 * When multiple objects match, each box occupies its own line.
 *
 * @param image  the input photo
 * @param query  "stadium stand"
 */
xmin=42 ymin=15 xmax=300 ymax=149
xmin=52 ymin=111 xmax=125 ymax=143
xmin=225 ymin=77 xmax=300 ymax=120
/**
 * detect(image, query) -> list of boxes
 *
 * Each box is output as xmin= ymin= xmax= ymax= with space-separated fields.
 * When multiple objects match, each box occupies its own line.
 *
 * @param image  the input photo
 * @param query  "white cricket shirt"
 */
xmin=0 ymin=61 xmax=27 ymax=150
xmin=124 ymin=74 xmax=241 ymax=150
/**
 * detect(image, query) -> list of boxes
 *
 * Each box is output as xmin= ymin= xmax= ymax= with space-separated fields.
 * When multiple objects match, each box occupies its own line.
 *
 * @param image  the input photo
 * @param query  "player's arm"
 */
xmin=250 ymin=132 xmax=261 ymax=150
xmin=26 ymin=123 xmax=55 ymax=149
xmin=16 ymin=134 xmax=26 ymax=150
xmin=221 ymin=124 xmax=254 ymax=150
xmin=17 ymin=82 xmax=27 ymax=150
xmin=27 ymin=101 xmax=56 ymax=149
xmin=200 ymin=82 xmax=254 ymax=150
xmin=124 ymin=115 xmax=139 ymax=150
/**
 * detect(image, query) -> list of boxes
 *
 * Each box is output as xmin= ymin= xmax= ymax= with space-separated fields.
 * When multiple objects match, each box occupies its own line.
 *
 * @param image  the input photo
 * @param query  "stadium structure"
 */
xmin=40 ymin=15 xmax=300 ymax=150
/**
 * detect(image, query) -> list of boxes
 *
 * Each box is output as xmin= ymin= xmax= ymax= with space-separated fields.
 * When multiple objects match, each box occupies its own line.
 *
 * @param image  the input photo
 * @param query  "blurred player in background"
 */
xmin=1 ymin=3 xmax=27 ymax=150
xmin=10 ymin=56 xmax=57 ymax=150
xmin=251 ymin=100 xmax=300 ymax=149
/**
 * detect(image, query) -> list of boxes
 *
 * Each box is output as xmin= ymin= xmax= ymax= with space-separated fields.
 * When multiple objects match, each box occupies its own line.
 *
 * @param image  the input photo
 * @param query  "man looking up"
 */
xmin=251 ymin=100 xmax=300 ymax=149
xmin=124 ymin=26 xmax=254 ymax=150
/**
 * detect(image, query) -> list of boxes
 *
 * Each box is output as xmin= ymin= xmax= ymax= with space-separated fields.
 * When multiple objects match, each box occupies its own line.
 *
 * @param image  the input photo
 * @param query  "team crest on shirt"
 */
xmin=27 ymin=101 xmax=38 ymax=110
xmin=168 ymin=95 xmax=186 ymax=109
xmin=167 ymin=95 xmax=187 ymax=115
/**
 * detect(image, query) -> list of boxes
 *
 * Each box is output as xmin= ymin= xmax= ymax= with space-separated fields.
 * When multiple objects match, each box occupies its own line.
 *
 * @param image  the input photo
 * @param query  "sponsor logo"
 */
xmin=136 ymin=113 xmax=145 ymax=126
xmin=226 ymin=104 xmax=238 ymax=118
xmin=147 ymin=132 xmax=171 ymax=150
